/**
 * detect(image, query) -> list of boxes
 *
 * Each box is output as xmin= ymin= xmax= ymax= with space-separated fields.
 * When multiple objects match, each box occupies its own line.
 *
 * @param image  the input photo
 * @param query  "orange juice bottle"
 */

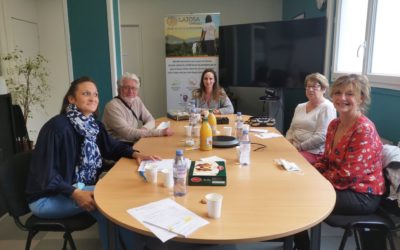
xmin=208 ymin=109 xmax=217 ymax=135
xmin=200 ymin=116 xmax=213 ymax=151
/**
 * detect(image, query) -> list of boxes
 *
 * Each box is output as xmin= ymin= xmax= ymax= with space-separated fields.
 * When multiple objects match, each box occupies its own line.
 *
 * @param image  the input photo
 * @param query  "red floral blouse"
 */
xmin=314 ymin=115 xmax=385 ymax=195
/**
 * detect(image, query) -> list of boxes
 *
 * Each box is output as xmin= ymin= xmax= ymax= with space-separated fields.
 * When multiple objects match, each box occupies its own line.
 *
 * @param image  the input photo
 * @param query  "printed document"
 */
xmin=127 ymin=198 xmax=209 ymax=242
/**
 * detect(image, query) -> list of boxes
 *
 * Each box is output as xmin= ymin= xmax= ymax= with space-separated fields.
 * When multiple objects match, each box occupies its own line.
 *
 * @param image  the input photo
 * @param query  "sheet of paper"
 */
xmin=249 ymin=128 xmax=269 ymax=133
xmin=127 ymin=198 xmax=209 ymax=242
xmin=127 ymin=203 xmax=177 ymax=242
xmin=255 ymin=132 xmax=283 ymax=139
xmin=200 ymin=156 xmax=226 ymax=162
xmin=156 ymin=121 xmax=170 ymax=130
xmin=138 ymin=159 xmax=174 ymax=172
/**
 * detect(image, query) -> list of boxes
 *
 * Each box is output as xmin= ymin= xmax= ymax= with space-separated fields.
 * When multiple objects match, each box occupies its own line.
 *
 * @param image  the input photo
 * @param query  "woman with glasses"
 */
xmin=286 ymin=73 xmax=336 ymax=164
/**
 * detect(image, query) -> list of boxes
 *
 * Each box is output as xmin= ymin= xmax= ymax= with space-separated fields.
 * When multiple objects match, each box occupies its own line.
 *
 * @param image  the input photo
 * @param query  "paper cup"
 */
xmin=144 ymin=164 xmax=158 ymax=184
xmin=205 ymin=193 xmax=223 ymax=219
xmin=161 ymin=168 xmax=173 ymax=189
xmin=193 ymin=126 xmax=200 ymax=137
xmin=184 ymin=125 xmax=192 ymax=137
xmin=223 ymin=126 xmax=232 ymax=136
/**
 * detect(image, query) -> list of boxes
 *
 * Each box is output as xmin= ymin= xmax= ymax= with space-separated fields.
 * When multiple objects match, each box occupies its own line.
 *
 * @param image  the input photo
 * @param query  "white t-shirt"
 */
xmin=203 ymin=22 xmax=216 ymax=41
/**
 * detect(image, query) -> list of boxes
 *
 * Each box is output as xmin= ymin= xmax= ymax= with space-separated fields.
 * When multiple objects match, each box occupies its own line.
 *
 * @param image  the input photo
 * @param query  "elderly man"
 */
xmin=103 ymin=72 xmax=173 ymax=145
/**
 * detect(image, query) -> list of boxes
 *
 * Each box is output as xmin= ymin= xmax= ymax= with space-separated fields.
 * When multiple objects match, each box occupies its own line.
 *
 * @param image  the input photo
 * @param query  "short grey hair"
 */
xmin=117 ymin=72 xmax=141 ymax=88
xmin=304 ymin=72 xmax=329 ymax=90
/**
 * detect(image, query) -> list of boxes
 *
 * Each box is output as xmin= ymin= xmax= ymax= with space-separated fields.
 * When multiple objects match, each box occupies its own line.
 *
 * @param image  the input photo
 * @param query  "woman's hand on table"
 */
xmin=133 ymin=152 xmax=162 ymax=165
xmin=213 ymin=109 xmax=221 ymax=115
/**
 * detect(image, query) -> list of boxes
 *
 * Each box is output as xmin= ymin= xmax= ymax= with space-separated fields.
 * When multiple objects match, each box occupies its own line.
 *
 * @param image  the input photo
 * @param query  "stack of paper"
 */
xmin=127 ymin=198 xmax=209 ymax=242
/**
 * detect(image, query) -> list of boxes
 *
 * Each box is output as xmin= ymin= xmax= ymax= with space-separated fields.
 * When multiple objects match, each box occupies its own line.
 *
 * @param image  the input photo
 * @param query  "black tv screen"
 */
xmin=219 ymin=17 xmax=327 ymax=88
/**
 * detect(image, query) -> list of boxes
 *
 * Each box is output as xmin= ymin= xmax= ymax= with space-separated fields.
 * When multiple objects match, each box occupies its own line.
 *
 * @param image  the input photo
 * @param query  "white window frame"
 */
xmin=331 ymin=0 xmax=400 ymax=90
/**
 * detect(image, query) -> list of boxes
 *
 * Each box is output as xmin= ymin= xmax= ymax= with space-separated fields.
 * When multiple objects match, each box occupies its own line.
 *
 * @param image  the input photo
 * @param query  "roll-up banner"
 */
xmin=165 ymin=13 xmax=220 ymax=111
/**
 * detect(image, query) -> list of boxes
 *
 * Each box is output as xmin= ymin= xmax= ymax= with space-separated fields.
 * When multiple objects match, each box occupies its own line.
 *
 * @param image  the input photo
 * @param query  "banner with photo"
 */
xmin=165 ymin=13 xmax=220 ymax=111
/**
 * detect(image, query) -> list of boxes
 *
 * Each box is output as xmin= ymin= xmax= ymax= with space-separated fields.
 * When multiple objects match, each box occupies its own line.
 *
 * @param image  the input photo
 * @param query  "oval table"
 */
xmin=95 ymin=115 xmax=336 ymax=250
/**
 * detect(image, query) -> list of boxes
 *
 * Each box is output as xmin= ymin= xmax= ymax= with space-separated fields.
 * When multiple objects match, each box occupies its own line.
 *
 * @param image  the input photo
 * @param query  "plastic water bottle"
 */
xmin=235 ymin=112 xmax=243 ymax=139
xmin=239 ymin=129 xmax=251 ymax=166
xmin=189 ymin=108 xmax=197 ymax=128
xmin=173 ymin=149 xmax=187 ymax=196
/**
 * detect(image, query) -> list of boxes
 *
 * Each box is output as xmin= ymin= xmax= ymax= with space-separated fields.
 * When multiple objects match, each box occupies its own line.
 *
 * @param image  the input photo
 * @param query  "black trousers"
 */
xmin=294 ymin=190 xmax=382 ymax=250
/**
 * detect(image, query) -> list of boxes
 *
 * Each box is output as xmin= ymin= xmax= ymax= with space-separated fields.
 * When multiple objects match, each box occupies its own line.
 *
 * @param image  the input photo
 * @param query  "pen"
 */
xmin=139 ymin=171 xmax=147 ymax=182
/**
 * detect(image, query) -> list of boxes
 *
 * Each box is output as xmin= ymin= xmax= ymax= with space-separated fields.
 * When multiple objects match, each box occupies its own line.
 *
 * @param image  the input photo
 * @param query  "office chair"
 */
xmin=324 ymin=210 xmax=398 ymax=250
xmin=12 ymin=105 xmax=32 ymax=151
xmin=0 ymin=151 xmax=96 ymax=250
xmin=324 ymin=161 xmax=400 ymax=250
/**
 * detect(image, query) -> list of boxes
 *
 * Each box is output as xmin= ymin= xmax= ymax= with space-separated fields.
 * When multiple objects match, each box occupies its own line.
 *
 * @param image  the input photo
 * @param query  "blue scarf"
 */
xmin=66 ymin=104 xmax=102 ymax=185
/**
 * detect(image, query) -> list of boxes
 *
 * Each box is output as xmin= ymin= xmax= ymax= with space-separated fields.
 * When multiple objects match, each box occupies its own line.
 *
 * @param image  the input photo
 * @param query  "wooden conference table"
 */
xmin=95 ymin=115 xmax=336 ymax=249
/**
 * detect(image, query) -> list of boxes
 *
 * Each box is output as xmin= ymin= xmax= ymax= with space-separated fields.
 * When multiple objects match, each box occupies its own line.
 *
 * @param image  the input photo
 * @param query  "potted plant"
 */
xmin=1 ymin=49 xmax=50 ymax=148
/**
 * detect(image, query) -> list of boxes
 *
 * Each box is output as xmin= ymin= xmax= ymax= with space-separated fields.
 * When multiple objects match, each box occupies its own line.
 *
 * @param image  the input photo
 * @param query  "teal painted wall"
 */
xmin=114 ymin=0 xmax=122 ymax=77
xmin=369 ymin=88 xmax=400 ymax=144
xmin=282 ymin=0 xmax=326 ymax=20
xmin=282 ymin=0 xmax=400 ymax=144
xmin=67 ymin=0 xmax=112 ymax=118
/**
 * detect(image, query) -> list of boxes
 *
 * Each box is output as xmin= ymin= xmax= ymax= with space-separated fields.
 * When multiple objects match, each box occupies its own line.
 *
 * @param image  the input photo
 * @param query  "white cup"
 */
xmin=223 ymin=126 xmax=232 ymax=136
xmin=193 ymin=126 xmax=200 ymax=137
xmin=184 ymin=125 xmax=192 ymax=137
xmin=205 ymin=193 xmax=223 ymax=219
xmin=161 ymin=168 xmax=173 ymax=189
xmin=144 ymin=164 xmax=158 ymax=184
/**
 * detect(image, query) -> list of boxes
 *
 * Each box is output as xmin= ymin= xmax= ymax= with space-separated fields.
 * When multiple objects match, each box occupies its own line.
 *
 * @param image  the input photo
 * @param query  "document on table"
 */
xmin=138 ymin=159 xmax=174 ymax=172
xmin=255 ymin=132 xmax=282 ymax=139
xmin=127 ymin=198 xmax=209 ymax=242
xmin=156 ymin=121 xmax=170 ymax=130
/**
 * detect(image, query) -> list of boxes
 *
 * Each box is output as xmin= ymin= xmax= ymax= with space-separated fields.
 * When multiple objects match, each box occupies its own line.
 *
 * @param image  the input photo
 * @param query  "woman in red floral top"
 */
xmin=294 ymin=74 xmax=385 ymax=250
xmin=315 ymin=74 xmax=384 ymax=214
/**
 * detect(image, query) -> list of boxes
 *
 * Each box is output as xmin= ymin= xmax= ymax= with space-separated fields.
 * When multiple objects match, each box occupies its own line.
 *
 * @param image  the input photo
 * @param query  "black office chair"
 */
xmin=12 ymin=105 xmax=32 ymax=151
xmin=324 ymin=161 xmax=400 ymax=250
xmin=324 ymin=209 xmax=398 ymax=250
xmin=0 ymin=152 xmax=96 ymax=250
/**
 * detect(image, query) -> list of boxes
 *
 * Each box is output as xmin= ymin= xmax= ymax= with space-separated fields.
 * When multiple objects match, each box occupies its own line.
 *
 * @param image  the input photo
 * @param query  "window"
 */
xmin=332 ymin=0 xmax=400 ymax=89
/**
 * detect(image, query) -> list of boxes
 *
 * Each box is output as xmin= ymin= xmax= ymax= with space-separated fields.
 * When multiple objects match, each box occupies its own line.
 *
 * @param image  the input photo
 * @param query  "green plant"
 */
xmin=1 ymin=49 xmax=50 ymax=124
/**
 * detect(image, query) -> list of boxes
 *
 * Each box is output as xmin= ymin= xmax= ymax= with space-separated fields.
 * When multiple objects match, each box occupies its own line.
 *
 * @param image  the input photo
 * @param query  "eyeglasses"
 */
xmin=122 ymin=86 xmax=139 ymax=91
xmin=305 ymin=84 xmax=321 ymax=90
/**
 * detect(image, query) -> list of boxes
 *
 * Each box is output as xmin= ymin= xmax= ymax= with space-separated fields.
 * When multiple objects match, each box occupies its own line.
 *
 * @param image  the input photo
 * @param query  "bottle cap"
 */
xmin=176 ymin=149 xmax=183 ymax=156
xmin=242 ymin=129 xmax=249 ymax=134
xmin=237 ymin=112 xmax=242 ymax=115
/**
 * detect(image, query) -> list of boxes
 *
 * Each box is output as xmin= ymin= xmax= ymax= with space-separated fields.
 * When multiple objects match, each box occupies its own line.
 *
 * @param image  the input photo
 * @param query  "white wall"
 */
xmin=0 ymin=0 xmax=69 ymax=142
xmin=120 ymin=0 xmax=283 ymax=118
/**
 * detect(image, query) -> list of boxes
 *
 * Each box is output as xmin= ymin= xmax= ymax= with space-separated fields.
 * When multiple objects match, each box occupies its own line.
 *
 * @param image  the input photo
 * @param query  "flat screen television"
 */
xmin=219 ymin=17 xmax=327 ymax=88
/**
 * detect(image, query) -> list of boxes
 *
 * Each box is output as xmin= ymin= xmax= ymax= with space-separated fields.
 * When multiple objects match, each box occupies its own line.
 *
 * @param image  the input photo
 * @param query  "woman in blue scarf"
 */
xmin=26 ymin=77 xmax=161 ymax=250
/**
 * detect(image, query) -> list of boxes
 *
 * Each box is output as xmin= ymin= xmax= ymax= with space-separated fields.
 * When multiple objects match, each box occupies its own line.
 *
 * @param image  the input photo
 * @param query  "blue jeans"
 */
xmin=29 ymin=186 xmax=147 ymax=250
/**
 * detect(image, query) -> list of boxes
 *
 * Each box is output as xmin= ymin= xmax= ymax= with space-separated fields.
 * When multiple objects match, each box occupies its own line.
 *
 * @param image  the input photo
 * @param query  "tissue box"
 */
xmin=188 ymin=161 xmax=226 ymax=186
